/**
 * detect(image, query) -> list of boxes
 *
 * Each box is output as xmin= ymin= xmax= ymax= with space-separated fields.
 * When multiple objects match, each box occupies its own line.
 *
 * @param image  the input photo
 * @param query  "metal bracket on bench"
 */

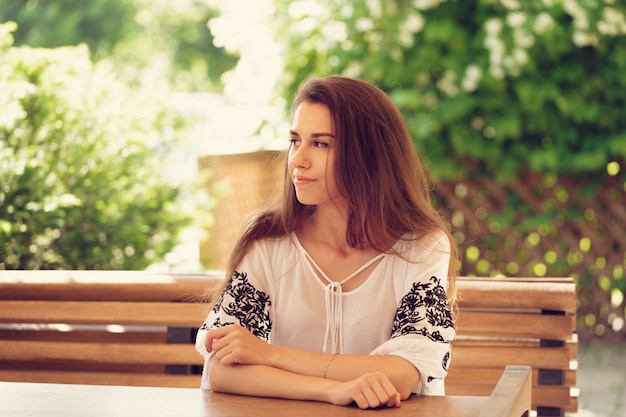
xmin=537 ymin=310 xmax=567 ymax=417
xmin=165 ymin=327 xmax=202 ymax=375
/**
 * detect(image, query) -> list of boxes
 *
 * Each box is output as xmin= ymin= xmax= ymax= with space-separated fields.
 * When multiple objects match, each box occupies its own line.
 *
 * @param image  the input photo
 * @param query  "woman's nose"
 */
xmin=290 ymin=145 xmax=310 ymax=169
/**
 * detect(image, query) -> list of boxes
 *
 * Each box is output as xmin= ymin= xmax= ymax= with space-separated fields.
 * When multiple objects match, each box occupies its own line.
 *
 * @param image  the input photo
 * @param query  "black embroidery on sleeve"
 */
xmin=201 ymin=271 xmax=272 ymax=340
xmin=442 ymin=351 xmax=450 ymax=372
xmin=426 ymin=351 xmax=451 ymax=383
xmin=391 ymin=276 xmax=455 ymax=385
xmin=391 ymin=276 xmax=454 ymax=342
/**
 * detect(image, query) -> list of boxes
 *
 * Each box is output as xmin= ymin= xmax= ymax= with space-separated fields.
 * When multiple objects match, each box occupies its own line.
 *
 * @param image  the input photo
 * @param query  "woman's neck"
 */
xmin=295 ymin=204 xmax=384 ymax=287
xmin=300 ymin=204 xmax=355 ymax=255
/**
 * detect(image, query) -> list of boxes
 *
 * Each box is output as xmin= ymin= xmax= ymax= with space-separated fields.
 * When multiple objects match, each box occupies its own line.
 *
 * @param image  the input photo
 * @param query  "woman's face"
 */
xmin=288 ymin=101 xmax=343 ymax=207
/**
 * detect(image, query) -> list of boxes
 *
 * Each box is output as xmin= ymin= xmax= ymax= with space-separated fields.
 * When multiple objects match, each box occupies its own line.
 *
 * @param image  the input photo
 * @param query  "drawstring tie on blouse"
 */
xmin=324 ymin=281 xmax=344 ymax=353
xmin=303 ymin=252 xmax=385 ymax=354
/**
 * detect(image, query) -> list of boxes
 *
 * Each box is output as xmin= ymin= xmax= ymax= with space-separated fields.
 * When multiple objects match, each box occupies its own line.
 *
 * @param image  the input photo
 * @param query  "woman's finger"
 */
xmin=359 ymin=384 xmax=382 ymax=409
xmin=376 ymin=374 xmax=401 ymax=407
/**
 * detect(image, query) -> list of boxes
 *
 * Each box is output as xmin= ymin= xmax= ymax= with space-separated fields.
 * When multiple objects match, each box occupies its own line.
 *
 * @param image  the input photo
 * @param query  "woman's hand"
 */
xmin=205 ymin=324 xmax=272 ymax=366
xmin=329 ymin=372 xmax=402 ymax=409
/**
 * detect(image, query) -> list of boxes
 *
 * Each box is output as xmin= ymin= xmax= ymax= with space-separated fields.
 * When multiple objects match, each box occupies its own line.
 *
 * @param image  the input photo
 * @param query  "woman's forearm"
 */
xmin=267 ymin=346 xmax=419 ymax=399
xmin=208 ymin=356 xmax=337 ymax=402
xmin=208 ymin=357 xmax=404 ymax=408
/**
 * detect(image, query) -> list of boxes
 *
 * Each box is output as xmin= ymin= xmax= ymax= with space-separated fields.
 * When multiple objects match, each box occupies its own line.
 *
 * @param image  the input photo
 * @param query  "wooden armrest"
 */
xmin=478 ymin=365 xmax=532 ymax=417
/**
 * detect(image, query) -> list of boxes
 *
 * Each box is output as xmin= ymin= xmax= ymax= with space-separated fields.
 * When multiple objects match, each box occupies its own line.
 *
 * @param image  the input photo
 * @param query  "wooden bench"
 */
xmin=0 ymin=270 xmax=221 ymax=388
xmin=0 ymin=272 xmax=576 ymax=416
xmin=449 ymin=277 xmax=578 ymax=417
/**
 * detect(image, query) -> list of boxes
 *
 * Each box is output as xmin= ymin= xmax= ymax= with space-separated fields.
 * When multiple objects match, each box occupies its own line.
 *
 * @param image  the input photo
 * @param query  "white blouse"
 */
xmin=195 ymin=231 xmax=455 ymax=395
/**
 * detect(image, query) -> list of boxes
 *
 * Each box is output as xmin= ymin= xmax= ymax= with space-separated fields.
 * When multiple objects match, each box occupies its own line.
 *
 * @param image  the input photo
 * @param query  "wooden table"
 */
xmin=0 ymin=381 xmax=489 ymax=417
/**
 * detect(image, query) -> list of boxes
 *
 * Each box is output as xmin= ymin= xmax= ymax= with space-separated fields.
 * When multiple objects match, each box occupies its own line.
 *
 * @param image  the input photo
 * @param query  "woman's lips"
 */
xmin=293 ymin=176 xmax=315 ymax=186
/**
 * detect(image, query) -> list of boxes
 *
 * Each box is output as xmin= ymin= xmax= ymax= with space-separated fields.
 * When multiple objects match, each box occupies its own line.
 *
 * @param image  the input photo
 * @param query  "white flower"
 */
xmin=322 ymin=21 xmax=347 ymax=42
xmin=513 ymin=48 xmax=529 ymax=66
xmin=355 ymin=17 xmax=374 ymax=32
xmin=461 ymin=64 xmax=483 ymax=92
xmin=598 ymin=7 xmax=626 ymax=36
xmin=514 ymin=29 xmax=535 ymax=49
xmin=366 ymin=0 xmax=383 ymax=19
xmin=572 ymin=32 xmax=598 ymax=47
xmin=412 ymin=0 xmax=445 ymax=10
xmin=401 ymin=12 xmax=426 ymax=34
xmin=287 ymin=0 xmax=326 ymax=19
xmin=485 ymin=18 xmax=503 ymax=35
xmin=398 ymin=12 xmax=425 ymax=47
xmin=501 ymin=0 xmax=520 ymax=10
xmin=507 ymin=12 xmax=526 ymax=28
xmin=0 ymin=101 xmax=25 ymax=130
xmin=484 ymin=35 xmax=505 ymax=74
xmin=563 ymin=0 xmax=589 ymax=31
xmin=533 ymin=12 xmax=555 ymax=35
xmin=437 ymin=69 xmax=458 ymax=97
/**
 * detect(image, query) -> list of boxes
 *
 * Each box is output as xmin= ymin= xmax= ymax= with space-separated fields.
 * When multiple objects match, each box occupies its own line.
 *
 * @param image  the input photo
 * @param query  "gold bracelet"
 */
xmin=323 ymin=353 xmax=337 ymax=379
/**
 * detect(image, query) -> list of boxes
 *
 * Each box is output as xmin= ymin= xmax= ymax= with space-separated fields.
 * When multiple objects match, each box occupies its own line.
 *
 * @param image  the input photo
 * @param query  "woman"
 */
xmin=196 ymin=76 xmax=457 ymax=409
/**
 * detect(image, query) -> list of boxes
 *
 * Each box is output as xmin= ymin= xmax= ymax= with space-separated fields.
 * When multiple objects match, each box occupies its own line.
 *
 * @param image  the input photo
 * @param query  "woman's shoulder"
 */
xmin=232 ymin=234 xmax=300 ymax=289
xmin=244 ymin=234 xmax=299 ymax=268
xmin=253 ymin=233 xmax=297 ymax=251
xmin=393 ymin=230 xmax=450 ymax=261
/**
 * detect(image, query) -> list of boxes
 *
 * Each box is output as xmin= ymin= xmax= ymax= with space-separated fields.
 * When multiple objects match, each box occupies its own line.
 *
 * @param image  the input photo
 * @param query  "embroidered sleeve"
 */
xmin=391 ymin=275 xmax=454 ymax=342
xmin=199 ymin=271 xmax=272 ymax=341
xmin=385 ymin=275 xmax=454 ymax=391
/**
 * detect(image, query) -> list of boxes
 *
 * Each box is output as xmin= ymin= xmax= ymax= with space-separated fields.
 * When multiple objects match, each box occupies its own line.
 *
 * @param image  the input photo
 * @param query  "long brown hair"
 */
xmin=208 ymin=76 xmax=458 ymax=305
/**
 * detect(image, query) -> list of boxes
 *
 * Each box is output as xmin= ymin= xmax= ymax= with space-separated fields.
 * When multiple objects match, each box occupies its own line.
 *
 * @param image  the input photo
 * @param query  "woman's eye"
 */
xmin=314 ymin=141 xmax=329 ymax=148
xmin=289 ymin=137 xmax=300 ymax=145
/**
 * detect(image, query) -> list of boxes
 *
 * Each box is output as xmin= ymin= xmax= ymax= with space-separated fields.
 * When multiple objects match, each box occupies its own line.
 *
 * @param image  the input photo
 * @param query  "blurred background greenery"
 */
xmin=1 ymin=0 xmax=625 ymax=341
xmin=0 ymin=0 xmax=238 ymax=91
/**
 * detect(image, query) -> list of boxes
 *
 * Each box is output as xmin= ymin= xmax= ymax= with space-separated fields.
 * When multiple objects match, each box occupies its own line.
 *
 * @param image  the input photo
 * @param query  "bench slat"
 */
xmin=455 ymin=311 xmax=575 ymax=341
xmin=0 ymin=360 xmax=165 ymax=373
xmin=456 ymin=277 xmax=576 ymax=313
xmin=533 ymin=385 xmax=578 ymax=411
xmin=452 ymin=338 xmax=578 ymax=362
xmin=451 ymin=346 xmax=572 ymax=369
xmin=446 ymin=367 xmax=577 ymax=387
xmin=0 ymin=329 xmax=166 ymax=344
xmin=0 ymin=300 xmax=208 ymax=327
xmin=0 ymin=340 xmax=204 ymax=365
xmin=0 ymin=370 xmax=201 ymax=388
xmin=0 ymin=281 xmax=215 ymax=302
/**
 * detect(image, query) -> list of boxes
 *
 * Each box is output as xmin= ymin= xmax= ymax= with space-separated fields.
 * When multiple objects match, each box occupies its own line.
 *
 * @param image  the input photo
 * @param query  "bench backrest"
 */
xmin=0 ymin=272 xmax=578 ymax=416
xmin=450 ymin=277 xmax=578 ymax=416
xmin=0 ymin=271 xmax=220 ymax=388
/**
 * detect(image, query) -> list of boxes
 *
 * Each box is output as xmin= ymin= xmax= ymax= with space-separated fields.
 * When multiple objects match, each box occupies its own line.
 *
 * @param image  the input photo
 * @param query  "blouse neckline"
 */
xmin=290 ymin=232 xmax=386 ymax=294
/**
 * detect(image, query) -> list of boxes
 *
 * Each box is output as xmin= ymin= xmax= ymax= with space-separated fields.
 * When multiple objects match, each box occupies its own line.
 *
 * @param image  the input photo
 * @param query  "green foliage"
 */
xmin=0 ymin=0 xmax=141 ymax=52
xmin=0 ymin=0 xmax=238 ymax=91
xmin=0 ymin=22 xmax=192 ymax=269
xmin=273 ymin=0 xmax=626 ymax=181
